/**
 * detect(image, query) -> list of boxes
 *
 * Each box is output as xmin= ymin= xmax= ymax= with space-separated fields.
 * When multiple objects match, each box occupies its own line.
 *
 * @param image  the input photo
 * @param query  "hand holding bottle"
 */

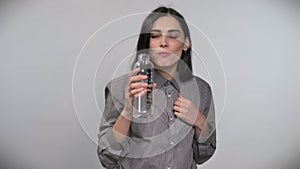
xmin=122 ymin=68 xmax=153 ymax=118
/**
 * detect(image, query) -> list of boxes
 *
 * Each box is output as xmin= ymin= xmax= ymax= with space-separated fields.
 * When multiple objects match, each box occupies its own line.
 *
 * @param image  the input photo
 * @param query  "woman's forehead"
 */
xmin=151 ymin=16 xmax=182 ymax=32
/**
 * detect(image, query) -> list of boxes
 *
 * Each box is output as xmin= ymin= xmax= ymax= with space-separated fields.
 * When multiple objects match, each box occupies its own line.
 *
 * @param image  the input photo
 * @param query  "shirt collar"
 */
xmin=154 ymin=69 xmax=181 ymax=92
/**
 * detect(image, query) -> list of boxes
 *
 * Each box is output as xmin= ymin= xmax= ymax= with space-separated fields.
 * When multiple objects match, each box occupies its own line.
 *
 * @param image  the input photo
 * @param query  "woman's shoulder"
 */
xmin=105 ymin=73 xmax=129 ymax=91
xmin=192 ymin=75 xmax=212 ymax=93
xmin=103 ymin=74 xmax=129 ymax=104
xmin=192 ymin=75 xmax=213 ymax=106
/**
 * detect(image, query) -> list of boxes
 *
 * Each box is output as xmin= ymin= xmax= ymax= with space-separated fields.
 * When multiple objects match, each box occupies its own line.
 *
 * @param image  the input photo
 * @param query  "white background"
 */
xmin=1 ymin=0 xmax=300 ymax=169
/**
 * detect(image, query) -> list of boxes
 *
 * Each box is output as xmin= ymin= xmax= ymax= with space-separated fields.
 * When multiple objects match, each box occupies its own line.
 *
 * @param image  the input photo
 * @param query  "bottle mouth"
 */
xmin=138 ymin=53 xmax=150 ymax=58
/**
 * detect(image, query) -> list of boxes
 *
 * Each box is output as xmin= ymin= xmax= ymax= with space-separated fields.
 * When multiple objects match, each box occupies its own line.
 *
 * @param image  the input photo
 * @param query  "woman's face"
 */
xmin=149 ymin=16 xmax=189 ymax=70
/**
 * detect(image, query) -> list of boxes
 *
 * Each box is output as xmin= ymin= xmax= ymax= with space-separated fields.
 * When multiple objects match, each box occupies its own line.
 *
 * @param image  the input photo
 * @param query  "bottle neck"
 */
xmin=138 ymin=54 xmax=150 ymax=64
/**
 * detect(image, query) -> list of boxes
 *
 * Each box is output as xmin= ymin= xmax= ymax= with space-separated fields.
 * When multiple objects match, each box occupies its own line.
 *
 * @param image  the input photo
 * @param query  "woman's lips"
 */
xmin=157 ymin=51 xmax=171 ymax=57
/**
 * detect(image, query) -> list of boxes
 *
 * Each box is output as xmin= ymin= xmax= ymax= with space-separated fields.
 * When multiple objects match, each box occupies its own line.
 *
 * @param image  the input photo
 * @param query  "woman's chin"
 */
xmin=154 ymin=63 xmax=169 ymax=68
xmin=154 ymin=62 xmax=178 ymax=70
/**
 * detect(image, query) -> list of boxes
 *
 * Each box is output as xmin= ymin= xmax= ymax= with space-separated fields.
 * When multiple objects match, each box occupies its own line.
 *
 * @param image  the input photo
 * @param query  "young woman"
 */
xmin=98 ymin=7 xmax=216 ymax=169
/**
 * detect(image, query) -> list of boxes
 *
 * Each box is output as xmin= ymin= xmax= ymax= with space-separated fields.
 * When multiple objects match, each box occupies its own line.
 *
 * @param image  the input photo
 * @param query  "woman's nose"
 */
xmin=160 ymin=35 xmax=168 ymax=48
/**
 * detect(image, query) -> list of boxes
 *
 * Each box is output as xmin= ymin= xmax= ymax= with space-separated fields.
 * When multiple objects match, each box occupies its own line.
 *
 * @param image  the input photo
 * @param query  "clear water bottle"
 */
xmin=133 ymin=53 xmax=154 ymax=118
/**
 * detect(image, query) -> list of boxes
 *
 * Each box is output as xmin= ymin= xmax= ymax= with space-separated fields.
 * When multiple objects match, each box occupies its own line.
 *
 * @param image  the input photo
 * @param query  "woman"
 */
xmin=98 ymin=6 xmax=216 ymax=169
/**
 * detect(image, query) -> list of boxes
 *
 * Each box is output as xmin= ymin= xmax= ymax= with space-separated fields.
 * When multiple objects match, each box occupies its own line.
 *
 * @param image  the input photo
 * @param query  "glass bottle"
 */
xmin=133 ymin=53 xmax=154 ymax=118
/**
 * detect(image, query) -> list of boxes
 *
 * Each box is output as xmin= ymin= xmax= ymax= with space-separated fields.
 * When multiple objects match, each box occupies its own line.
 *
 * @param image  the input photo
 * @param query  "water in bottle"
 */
xmin=133 ymin=53 xmax=154 ymax=118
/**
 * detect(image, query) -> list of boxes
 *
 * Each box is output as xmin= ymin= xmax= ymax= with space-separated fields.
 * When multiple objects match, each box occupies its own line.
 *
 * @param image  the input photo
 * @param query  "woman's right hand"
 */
xmin=122 ymin=68 xmax=149 ymax=119
xmin=113 ymin=68 xmax=154 ymax=142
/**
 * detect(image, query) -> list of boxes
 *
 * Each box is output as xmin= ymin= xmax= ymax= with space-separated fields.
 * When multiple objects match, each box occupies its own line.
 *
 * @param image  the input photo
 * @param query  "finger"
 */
xmin=174 ymin=105 xmax=188 ymax=114
xmin=176 ymin=96 xmax=183 ymax=103
xmin=173 ymin=105 xmax=182 ymax=112
xmin=174 ymin=111 xmax=183 ymax=119
xmin=178 ymin=93 xmax=183 ymax=99
xmin=174 ymin=100 xmax=190 ymax=111
xmin=132 ymin=88 xmax=151 ymax=97
xmin=178 ymin=94 xmax=189 ymax=103
xmin=177 ymin=96 xmax=188 ymax=104
xmin=147 ymin=82 xmax=156 ymax=88
xmin=177 ymin=97 xmax=192 ymax=108
xmin=128 ymin=68 xmax=140 ymax=77
xmin=129 ymin=88 xmax=144 ymax=97
xmin=130 ymin=74 xmax=148 ymax=83
xmin=146 ymin=83 xmax=157 ymax=91
xmin=177 ymin=94 xmax=190 ymax=103
xmin=138 ymin=89 xmax=149 ymax=96
xmin=129 ymin=82 xmax=148 ymax=90
xmin=174 ymin=99 xmax=186 ymax=108
xmin=174 ymin=100 xmax=182 ymax=107
xmin=153 ymin=83 xmax=157 ymax=89
xmin=175 ymin=101 xmax=188 ymax=111
xmin=176 ymin=100 xmax=189 ymax=110
xmin=130 ymin=83 xmax=154 ymax=93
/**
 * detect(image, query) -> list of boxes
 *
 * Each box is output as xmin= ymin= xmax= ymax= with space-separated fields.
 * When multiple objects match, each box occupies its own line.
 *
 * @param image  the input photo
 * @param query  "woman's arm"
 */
xmin=112 ymin=109 xmax=132 ymax=143
xmin=173 ymin=77 xmax=217 ymax=165
xmin=192 ymin=100 xmax=216 ymax=164
xmin=98 ymin=69 xmax=153 ymax=168
xmin=112 ymin=68 xmax=152 ymax=143
xmin=193 ymin=82 xmax=217 ymax=165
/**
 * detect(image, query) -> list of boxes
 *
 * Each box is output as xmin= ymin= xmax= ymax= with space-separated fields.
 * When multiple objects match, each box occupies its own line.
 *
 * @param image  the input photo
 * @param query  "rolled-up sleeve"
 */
xmin=97 ymin=85 xmax=130 ymax=168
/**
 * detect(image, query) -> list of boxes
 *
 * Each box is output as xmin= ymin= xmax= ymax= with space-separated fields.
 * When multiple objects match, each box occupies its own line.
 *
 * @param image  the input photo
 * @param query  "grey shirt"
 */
xmin=97 ymin=70 xmax=216 ymax=169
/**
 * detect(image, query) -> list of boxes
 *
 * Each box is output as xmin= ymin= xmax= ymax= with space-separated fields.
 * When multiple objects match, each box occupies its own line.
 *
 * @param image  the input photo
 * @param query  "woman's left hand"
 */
xmin=173 ymin=94 xmax=206 ymax=133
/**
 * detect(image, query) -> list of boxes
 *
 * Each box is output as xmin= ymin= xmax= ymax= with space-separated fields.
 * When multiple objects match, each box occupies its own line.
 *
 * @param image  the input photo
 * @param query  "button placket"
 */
xmin=163 ymin=82 xmax=176 ymax=169
xmin=164 ymin=84 xmax=172 ymax=123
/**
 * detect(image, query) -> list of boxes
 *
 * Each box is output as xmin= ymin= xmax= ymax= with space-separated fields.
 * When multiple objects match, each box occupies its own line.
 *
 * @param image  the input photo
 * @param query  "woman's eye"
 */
xmin=151 ymin=34 xmax=161 ymax=38
xmin=168 ymin=34 xmax=179 ymax=39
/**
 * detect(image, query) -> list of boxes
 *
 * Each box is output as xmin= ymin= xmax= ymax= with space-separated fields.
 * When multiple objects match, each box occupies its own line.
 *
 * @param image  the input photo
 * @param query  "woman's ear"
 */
xmin=183 ymin=38 xmax=190 ymax=51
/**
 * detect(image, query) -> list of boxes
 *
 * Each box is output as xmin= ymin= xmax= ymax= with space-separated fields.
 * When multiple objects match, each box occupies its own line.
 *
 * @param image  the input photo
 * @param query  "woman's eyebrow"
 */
xmin=151 ymin=29 xmax=181 ymax=33
xmin=151 ymin=29 xmax=162 ymax=33
xmin=168 ymin=29 xmax=181 ymax=33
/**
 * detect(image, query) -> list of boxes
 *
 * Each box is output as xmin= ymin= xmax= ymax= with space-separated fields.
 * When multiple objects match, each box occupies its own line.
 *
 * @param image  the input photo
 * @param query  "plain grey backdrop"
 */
xmin=1 ymin=0 xmax=300 ymax=169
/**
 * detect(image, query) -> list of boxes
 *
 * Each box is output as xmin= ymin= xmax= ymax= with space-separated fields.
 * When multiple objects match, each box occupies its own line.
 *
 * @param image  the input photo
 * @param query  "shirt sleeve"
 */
xmin=97 ymin=85 xmax=130 ymax=169
xmin=192 ymin=84 xmax=217 ymax=164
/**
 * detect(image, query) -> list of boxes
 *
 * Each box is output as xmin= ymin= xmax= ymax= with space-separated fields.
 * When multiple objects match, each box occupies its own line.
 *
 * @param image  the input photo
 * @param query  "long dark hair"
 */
xmin=132 ymin=6 xmax=193 ymax=81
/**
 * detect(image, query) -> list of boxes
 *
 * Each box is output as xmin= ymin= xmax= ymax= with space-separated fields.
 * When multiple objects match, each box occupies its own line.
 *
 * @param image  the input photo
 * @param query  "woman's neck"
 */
xmin=156 ymin=65 xmax=177 ymax=80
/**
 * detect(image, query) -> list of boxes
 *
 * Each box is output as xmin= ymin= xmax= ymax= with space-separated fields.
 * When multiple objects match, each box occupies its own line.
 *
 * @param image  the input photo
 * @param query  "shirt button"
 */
xmin=170 ymin=117 xmax=173 ymax=121
xmin=167 ymin=166 xmax=171 ymax=169
xmin=167 ymin=94 xmax=171 ymax=98
xmin=170 ymin=141 xmax=174 ymax=145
